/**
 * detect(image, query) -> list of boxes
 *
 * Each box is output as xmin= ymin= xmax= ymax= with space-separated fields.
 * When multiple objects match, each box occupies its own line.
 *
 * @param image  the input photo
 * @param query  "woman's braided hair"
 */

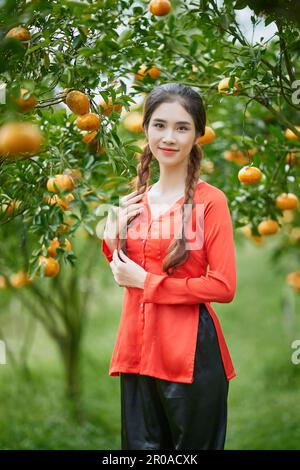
xmin=118 ymin=83 xmax=206 ymax=275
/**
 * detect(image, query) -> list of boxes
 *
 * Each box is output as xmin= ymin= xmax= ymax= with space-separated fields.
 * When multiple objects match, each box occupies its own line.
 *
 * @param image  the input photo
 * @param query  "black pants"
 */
xmin=120 ymin=303 xmax=229 ymax=450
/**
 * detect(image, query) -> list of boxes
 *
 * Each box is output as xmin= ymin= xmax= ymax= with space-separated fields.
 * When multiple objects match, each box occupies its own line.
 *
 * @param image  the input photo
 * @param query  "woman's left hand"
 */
xmin=110 ymin=249 xmax=148 ymax=289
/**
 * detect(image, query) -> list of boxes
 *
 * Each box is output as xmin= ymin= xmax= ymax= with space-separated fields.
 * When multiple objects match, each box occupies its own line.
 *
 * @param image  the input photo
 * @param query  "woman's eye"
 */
xmin=154 ymin=123 xmax=188 ymax=131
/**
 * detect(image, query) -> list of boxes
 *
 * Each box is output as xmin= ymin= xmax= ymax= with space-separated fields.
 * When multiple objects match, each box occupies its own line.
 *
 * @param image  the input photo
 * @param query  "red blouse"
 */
xmin=101 ymin=180 xmax=237 ymax=383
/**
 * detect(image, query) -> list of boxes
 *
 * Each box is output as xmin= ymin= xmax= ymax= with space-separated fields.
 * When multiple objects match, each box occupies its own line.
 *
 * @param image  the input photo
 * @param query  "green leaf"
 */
xmin=264 ymin=16 xmax=275 ymax=27
xmin=84 ymin=155 xmax=95 ymax=170
xmin=190 ymin=39 xmax=198 ymax=55
xmin=133 ymin=6 xmax=144 ymax=14
xmin=268 ymin=125 xmax=285 ymax=140
xmin=25 ymin=44 xmax=43 ymax=55
xmin=102 ymin=38 xmax=120 ymax=51
xmin=119 ymin=80 xmax=127 ymax=94
xmin=43 ymin=52 xmax=50 ymax=70
xmin=126 ymin=145 xmax=144 ymax=153
xmin=100 ymin=91 xmax=109 ymax=105
xmin=118 ymin=29 xmax=132 ymax=44
xmin=234 ymin=0 xmax=249 ymax=9
xmin=106 ymin=176 xmax=128 ymax=183
xmin=72 ymin=34 xmax=84 ymax=49
xmin=228 ymin=76 xmax=236 ymax=88
xmin=167 ymin=15 xmax=175 ymax=32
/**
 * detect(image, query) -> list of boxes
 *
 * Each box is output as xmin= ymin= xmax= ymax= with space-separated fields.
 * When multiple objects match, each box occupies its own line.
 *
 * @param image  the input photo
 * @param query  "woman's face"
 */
xmin=145 ymin=101 xmax=200 ymax=166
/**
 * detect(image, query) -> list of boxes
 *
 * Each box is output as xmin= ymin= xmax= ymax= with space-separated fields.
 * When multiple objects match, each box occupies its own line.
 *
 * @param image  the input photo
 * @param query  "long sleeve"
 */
xmin=101 ymin=235 xmax=119 ymax=263
xmin=142 ymin=192 xmax=236 ymax=305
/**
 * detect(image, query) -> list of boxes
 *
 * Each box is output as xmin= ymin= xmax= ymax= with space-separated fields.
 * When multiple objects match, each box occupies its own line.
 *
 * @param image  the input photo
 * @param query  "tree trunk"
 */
xmin=59 ymin=335 xmax=85 ymax=423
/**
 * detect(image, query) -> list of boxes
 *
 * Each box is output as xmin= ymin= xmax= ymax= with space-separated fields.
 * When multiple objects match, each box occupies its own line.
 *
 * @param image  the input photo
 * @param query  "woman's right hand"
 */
xmin=104 ymin=189 xmax=145 ymax=240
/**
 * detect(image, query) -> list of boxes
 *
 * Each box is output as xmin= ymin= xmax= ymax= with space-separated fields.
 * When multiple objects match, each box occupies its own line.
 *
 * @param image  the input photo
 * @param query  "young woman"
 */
xmin=102 ymin=83 xmax=237 ymax=450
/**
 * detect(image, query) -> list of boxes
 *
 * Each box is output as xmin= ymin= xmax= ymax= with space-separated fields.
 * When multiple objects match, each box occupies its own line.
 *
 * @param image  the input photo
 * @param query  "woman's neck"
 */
xmin=152 ymin=175 xmax=203 ymax=196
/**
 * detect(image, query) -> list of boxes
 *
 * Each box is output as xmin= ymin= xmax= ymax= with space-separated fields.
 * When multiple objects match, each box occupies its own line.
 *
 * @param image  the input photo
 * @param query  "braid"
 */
xmin=118 ymin=144 xmax=153 ymax=254
xmin=162 ymin=143 xmax=203 ymax=275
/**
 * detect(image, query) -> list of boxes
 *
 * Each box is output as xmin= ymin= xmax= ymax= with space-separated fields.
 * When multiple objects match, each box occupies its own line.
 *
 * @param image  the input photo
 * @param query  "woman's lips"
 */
xmin=159 ymin=148 xmax=178 ymax=155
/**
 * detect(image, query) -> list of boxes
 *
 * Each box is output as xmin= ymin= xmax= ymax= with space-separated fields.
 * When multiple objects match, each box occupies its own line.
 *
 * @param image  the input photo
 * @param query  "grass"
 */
xmin=0 ymin=238 xmax=299 ymax=449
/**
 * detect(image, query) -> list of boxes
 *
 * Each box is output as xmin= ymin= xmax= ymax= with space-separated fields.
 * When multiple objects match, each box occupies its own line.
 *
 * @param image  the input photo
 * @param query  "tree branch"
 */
xmin=276 ymin=21 xmax=296 ymax=85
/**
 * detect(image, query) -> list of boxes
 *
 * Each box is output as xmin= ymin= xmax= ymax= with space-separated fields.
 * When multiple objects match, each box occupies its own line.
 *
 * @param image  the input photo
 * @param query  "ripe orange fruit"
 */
xmin=38 ymin=256 xmax=60 ymax=277
xmin=279 ymin=210 xmax=294 ymax=224
xmin=240 ymin=225 xmax=265 ymax=245
xmin=245 ymin=148 xmax=257 ymax=157
xmin=5 ymin=26 xmax=31 ymax=41
xmin=286 ymin=271 xmax=300 ymax=292
xmin=65 ymin=90 xmax=90 ymax=115
xmin=147 ymin=66 xmax=161 ymax=79
xmin=286 ymin=152 xmax=300 ymax=165
xmin=76 ymin=113 xmax=100 ymax=131
xmin=82 ymin=130 xmax=97 ymax=143
xmin=98 ymin=97 xmax=122 ymax=116
xmin=47 ymin=237 xmax=72 ymax=257
xmin=149 ymin=0 xmax=172 ymax=16
xmin=275 ymin=193 xmax=299 ymax=211
xmin=47 ymin=174 xmax=75 ymax=193
xmin=284 ymin=126 xmax=300 ymax=140
xmin=238 ymin=165 xmax=262 ymax=183
xmin=257 ymin=219 xmax=279 ymax=236
xmin=48 ymin=239 xmax=60 ymax=258
xmin=123 ymin=111 xmax=144 ymax=133
xmin=224 ymin=148 xmax=256 ymax=166
xmin=10 ymin=271 xmax=33 ymax=288
xmin=16 ymin=88 xmax=37 ymax=113
xmin=57 ymin=194 xmax=75 ymax=210
xmin=0 ymin=199 xmax=21 ymax=216
xmin=82 ymin=132 xmax=105 ymax=154
xmin=0 ymin=121 xmax=43 ymax=158
xmin=224 ymin=150 xmax=249 ymax=166
xmin=58 ymin=218 xmax=74 ymax=233
xmin=218 ymin=77 xmax=240 ymax=95
xmin=196 ymin=126 xmax=216 ymax=145
xmin=135 ymin=64 xmax=161 ymax=81
xmin=58 ymin=224 xmax=70 ymax=233
xmin=46 ymin=193 xmax=75 ymax=211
